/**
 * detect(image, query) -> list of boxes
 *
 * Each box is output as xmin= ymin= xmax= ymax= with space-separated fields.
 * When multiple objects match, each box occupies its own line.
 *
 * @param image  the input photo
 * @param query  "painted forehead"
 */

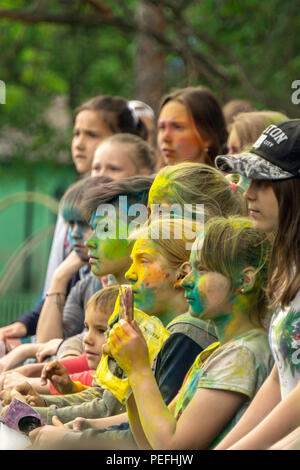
xmin=132 ymin=237 xmax=159 ymax=257
xmin=62 ymin=204 xmax=84 ymax=223
xmin=89 ymin=203 xmax=131 ymax=241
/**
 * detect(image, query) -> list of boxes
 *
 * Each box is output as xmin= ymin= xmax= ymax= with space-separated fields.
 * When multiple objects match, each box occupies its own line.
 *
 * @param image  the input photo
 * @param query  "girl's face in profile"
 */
xmin=63 ymin=206 xmax=91 ymax=261
xmin=85 ymin=210 xmax=131 ymax=278
xmin=157 ymin=101 xmax=210 ymax=165
xmin=244 ymin=180 xmax=279 ymax=234
xmin=181 ymin=248 xmax=232 ymax=319
xmin=72 ymin=110 xmax=113 ymax=175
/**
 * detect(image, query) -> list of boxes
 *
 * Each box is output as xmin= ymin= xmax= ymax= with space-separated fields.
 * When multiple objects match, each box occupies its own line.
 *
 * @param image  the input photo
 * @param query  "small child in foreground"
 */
xmin=0 ymin=286 xmax=119 ymax=407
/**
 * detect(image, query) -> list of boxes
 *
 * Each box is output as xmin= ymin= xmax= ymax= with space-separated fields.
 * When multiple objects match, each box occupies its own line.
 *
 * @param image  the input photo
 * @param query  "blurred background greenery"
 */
xmin=0 ymin=0 xmax=299 ymax=324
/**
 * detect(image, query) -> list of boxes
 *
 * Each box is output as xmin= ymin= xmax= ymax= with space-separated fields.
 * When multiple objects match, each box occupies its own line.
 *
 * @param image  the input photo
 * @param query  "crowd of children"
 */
xmin=0 ymin=86 xmax=300 ymax=451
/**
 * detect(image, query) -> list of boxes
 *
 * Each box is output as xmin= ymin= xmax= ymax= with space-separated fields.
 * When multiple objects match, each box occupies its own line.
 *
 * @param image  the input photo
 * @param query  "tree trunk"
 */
xmin=134 ymin=0 xmax=166 ymax=116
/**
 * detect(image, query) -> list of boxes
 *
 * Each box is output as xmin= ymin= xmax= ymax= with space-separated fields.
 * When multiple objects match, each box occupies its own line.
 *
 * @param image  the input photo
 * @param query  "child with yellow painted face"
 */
xmin=25 ymin=218 xmax=217 ymax=448
xmin=23 ymin=165 xmax=246 ymax=439
xmin=16 ymin=165 xmax=247 ymax=444
xmin=107 ymin=217 xmax=273 ymax=450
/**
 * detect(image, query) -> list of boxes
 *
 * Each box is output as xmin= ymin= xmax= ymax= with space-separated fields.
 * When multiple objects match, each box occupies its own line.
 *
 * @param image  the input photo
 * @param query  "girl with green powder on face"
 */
xmin=213 ymin=120 xmax=300 ymax=450
xmin=36 ymin=176 xmax=154 ymax=344
xmin=106 ymin=217 xmax=273 ymax=450
xmin=20 ymin=217 xmax=217 ymax=448
xmin=0 ymin=176 xmax=153 ymax=377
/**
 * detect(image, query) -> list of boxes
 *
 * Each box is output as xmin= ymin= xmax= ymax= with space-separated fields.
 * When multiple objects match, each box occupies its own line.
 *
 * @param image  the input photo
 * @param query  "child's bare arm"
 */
xmin=9 ymin=362 xmax=45 ymax=377
xmin=70 ymin=412 xmax=129 ymax=432
xmin=0 ymin=371 xmax=50 ymax=394
xmin=0 ymin=343 xmax=39 ymax=373
xmin=36 ymin=251 xmax=85 ymax=343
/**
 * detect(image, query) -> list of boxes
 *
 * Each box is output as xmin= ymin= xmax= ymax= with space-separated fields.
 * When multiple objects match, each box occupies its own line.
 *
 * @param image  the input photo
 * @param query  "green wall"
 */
xmin=0 ymin=161 xmax=76 ymax=325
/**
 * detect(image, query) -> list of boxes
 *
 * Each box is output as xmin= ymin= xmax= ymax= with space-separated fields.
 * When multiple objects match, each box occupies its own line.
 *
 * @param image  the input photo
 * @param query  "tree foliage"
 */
xmin=0 ymin=0 xmax=299 ymax=169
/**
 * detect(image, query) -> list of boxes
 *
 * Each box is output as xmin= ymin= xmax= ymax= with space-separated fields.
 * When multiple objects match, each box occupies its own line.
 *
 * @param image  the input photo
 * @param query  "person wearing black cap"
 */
xmin=213 ymin=119 xmax=300 ymax=450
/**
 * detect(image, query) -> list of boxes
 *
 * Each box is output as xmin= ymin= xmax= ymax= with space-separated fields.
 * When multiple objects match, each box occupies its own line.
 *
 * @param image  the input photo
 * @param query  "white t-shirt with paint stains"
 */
xmin=269 ymin=289 xmax=300 ymax=398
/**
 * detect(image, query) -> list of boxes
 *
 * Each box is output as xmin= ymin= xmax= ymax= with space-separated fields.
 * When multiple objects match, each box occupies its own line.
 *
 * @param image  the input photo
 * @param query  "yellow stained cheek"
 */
xmin=135 ymin=262 xmax=146 ymax=283
xmin=197 ymin=275 xmax=208 ymax=296
xmin=148 ymin=266 xmax=169 ymax=284
xmin=136 ymin=262 xmax=170 ymax=287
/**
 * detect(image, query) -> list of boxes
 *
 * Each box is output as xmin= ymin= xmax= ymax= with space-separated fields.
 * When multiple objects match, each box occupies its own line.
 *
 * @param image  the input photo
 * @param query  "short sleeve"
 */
xmin=197 ymin=344 xmax=257 ymax=399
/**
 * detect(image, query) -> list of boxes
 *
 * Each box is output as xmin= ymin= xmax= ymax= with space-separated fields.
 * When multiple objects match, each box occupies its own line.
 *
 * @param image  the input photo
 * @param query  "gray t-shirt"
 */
xmin=62 ymin=274 xmax=102 ymax=338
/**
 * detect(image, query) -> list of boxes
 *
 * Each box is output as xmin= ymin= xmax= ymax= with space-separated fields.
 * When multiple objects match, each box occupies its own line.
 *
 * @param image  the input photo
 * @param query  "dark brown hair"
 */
xmin=159 ymin=86 xmax=228 ymax=165
xmin=74 ymin=95 xmax=148 ymax=140
xmin=80 ymin=175 xmax=154 ymax=222
xmin=59 ymin=176 xmax=112 ymax=219
xmin=267 ymin=178 xmax=300 ymax=308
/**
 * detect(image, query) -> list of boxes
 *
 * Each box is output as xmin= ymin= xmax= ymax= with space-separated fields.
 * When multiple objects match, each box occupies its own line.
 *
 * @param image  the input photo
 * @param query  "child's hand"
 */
xmin=108 ymin=319 xmax=150 ymax=377
xmin=0 ymin=404 xmax=9 ymax=416
xmin=29 ymin=416 xmax=71 ymax=449
xmin=71 ymin=417 xmax=91 ymax=431
xmin=40 ymin=360 xmax=74 ymax=394
xmin=0 ymin=382 xmax=46 ymax=407
xmin=0 ymin=371 xmax=31 ymax=392
xmin=54 ymin=250 xmax=88 ymax=282
xmin=36 ymin=339 xmax=63 ymax=363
